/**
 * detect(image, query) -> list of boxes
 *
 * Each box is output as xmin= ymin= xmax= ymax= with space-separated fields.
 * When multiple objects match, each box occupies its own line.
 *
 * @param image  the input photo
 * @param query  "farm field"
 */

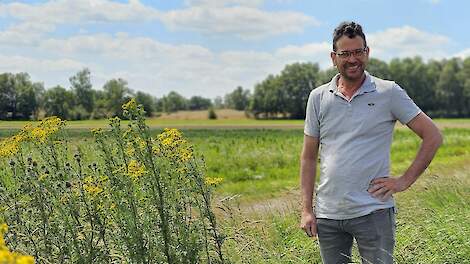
xmin=0 ymin=118 xmax=469 ymax=263
xmin=2 ymin=111 xmax=470 ymax=130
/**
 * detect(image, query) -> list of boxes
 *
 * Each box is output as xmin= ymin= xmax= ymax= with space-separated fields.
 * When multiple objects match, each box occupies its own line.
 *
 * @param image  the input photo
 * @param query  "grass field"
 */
xmin=0 ymin=117 xmax=469 ymax=263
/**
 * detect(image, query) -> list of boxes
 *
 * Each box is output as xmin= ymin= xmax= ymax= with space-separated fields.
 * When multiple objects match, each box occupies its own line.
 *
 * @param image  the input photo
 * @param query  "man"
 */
xmin=299 ymin=21 xmax=443 ymax=264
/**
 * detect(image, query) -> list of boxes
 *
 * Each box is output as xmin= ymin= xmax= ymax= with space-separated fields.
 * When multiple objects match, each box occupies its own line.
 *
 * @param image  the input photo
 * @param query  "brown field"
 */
xmin=157 ymin=109 xmax=248 ymax=120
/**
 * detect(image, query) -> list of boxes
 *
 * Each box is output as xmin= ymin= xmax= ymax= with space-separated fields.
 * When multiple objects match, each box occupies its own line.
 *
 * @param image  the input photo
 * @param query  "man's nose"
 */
xmin=346 ymin=55 xmax=359 ymax=63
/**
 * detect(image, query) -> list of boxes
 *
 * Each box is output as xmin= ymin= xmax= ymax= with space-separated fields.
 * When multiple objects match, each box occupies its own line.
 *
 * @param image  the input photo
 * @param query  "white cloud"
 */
xmin=368 ymin=26 xmax=450 ymax=60
xmin=0 ymin=54 xmax=86 ymax=88
xmin=160 ymin=6 xmax=317 ymax=39
xmin=0 ymin=0 xmax=161 ymax=46
xmin=454 ymin=49 xmax=470 ymax=59
xmin=0 ymin=0 xmax=317 ymax=41
xmin=1 ymin=30 xmax=332 ymax=97
xmin=0 ymin=21 xmax=55 ymax=45
xmin=276 ymin=42 xmax=332 ymax=67
xmin=184 ymin=0 xmax=264 ymax=7
xmin=0 ymin=0 xmax=159 ymax=25
xmin=2 ymin=25 xmax=456 ymax=98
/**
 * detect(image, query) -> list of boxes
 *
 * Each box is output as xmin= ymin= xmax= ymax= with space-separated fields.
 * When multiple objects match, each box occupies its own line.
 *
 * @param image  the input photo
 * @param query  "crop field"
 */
xmin=0 ymin=116 xmax=469 ymax=263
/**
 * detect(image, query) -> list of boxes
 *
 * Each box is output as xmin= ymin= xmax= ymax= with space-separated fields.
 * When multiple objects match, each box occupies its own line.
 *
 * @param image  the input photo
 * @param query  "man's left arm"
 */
xmin=369 ymin=112 xmax=443 ymax=200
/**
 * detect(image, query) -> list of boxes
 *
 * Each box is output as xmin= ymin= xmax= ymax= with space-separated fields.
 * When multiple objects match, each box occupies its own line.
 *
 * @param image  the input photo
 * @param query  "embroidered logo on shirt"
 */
xmin=368 ymin=103 xmax=375 ymax=106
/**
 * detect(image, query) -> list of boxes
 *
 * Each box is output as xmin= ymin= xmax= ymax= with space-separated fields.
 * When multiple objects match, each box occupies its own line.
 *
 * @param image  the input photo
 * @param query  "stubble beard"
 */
xmin=340 ymin=62 xmax=365 ymax=82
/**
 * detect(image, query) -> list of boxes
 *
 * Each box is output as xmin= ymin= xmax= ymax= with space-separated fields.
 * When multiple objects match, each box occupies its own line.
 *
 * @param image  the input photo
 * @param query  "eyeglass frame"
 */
xmin=332 ymin=47 xmax=368 ymax=59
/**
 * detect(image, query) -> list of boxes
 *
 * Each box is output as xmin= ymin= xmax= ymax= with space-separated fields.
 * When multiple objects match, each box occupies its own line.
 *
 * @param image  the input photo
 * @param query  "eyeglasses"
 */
xmin=333 ymin=47 xmax=368 ymax=59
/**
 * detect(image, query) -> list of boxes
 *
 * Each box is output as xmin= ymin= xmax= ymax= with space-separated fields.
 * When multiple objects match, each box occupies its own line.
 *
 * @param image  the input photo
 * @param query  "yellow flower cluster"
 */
xmin=30 ymin=117 xmax=66 ymax=143
xmin=0 ymin=224 xmax=34 ymax=264
xmin=0 ymin=117 xmax=66 ymax=158
xmin=0 ymin=135 xmax=22 ymax=158
xmin=122 ymin=98 xmax=137 ymax=111
xmin=127 ymin=160 xmax=146 ymax=181
xmin=205 ymin=177 xmax=224 ymax=186
xmin=157 ymin=128 xmax=193 ymax=162
xmin=158 ymin=128 xmax=186 ymax=149
xmin=83 ymin=176 xmax=104 ymax=197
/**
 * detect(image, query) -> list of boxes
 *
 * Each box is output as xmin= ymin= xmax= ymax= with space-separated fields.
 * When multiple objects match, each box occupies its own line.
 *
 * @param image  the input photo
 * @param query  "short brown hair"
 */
xmin=333 ymin=21 xmax=367 ymax=51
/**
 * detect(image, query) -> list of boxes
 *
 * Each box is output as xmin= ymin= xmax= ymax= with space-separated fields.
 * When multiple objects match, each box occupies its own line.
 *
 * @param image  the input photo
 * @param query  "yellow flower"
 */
xmin=122 ymin=98 xmax=137 ymax=111
xmin=179 ymin=147 xmax=193 ymax=162
xmin=91 ymin=128 xmax=104 ymax=136
xmin=83 ymin=184 xmax=103 ymax=196
xmin=158 ymin=128 xmax=186 ymax=148
xmin=38 ymin=174 xmax=47 ymax=181
xmin=30 ymin=128 xmax=47 ymax=142
xmin=82 ymin=176 xmax=103 ymax=196
xmin=23 ymin=116 xmax=65 ymax=143
xmin=136 ymin=137 xmax=146 ymax=150
xmin=0 ymin=138 xmax=20 ymax=158
xmin=205 ymin=177 xmax=224 ymax=186
xmin=127 ymin=159 xmax=146 ymax=181
xmin=0 ymin=224 xmax=35 ymax=263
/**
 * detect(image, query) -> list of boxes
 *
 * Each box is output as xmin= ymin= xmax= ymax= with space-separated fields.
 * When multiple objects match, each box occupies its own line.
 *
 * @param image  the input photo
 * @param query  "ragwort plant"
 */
xmin=0 ymin=99 xmax=226 ymax=263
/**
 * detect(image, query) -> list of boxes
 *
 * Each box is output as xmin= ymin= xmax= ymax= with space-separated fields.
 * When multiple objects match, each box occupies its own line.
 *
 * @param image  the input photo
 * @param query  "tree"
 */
xmin=458 ymin=57 xmax=470 ymax=116
xmin=91 ymin=90 xmax=109 ymax=119
xmin=0 ymin=73 xmax=40 ymax=120
xmin=43 ymin=86 xmax=75 ymax=119
xmin=0 ymin=73 xmax=15 ymax=119
xmin=250 ymin=75 xmax=285 ymax=118
xmin=69 ymin=68 xmax=94 ymax=116
xmin=389 ymin=57 xmax=436 ymax=114
xmin=135 ymin=91 xmax=156 ymax=116
xmin=224 ymin=86 xmax=250 ymax=111
xmin=161 ymin=91 xmax=187 ymax=113
xmin=279 ymin=62 xmax=320 ymax=119
xmin=188 ymin=96 xmax=212 ymax=110
xmin=435 ymin=58 xmax=465 ymax=117
xmin=102 ymin=78 xmax=134 ymax=118
xmin=366 ymin=58 xmax=391 ymax=80
xmin=213 ymin=96 xmax=224 ymax=109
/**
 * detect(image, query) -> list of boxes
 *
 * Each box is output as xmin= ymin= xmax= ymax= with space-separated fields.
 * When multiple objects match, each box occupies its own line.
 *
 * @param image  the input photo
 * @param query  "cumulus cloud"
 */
xmin=0 ymin=1 xmax=459 ymax=98
xmin=184 ymin=0 xmax=264 ymax=7
xmin=276 ymin=42 xmax=332 ymax=67
xmin=454 ymin=49 xmax=470 ymax=59
xmin=160 ymin=6 xmax=317 ymax=39
xmin=0 ymin=0 xmax=159 ymax=25
xmin=0 ymin=0 xmax=316 ymax=41
xmin=1 ymin=30 xmax=329 ymax=96
xmin=368 ymin=26 xmax=450 ymax=60
xmin=0 ymin=54 xmax=86 ymax=88
xmin=0 ymin=0 xmax=160 ymax=46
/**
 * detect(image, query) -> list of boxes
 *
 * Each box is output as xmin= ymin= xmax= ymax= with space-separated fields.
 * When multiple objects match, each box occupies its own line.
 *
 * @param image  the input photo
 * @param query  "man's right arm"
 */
xmin=300 ymin=134 xmax=320 ymax=238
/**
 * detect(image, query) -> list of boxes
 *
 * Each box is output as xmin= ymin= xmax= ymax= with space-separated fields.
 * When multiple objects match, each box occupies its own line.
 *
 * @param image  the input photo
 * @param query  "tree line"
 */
xmin=247 ymin=56 xmax=470 ymax=119
xmin=1 ymin=56 xmax=470 ymax=120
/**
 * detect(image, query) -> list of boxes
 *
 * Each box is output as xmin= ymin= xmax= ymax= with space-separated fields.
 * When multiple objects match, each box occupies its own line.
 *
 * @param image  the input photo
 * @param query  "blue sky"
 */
xmin=0 ymin=0 xmax=469 ymax=98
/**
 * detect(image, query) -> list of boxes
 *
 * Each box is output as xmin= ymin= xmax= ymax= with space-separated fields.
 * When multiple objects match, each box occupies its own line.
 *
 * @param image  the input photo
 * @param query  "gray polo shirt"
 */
xmin=304 ymin=72 xmax=421 ymax=220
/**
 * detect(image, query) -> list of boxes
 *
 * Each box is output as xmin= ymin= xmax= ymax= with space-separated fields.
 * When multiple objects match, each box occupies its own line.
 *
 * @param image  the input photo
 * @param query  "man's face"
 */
xmin=331 ymin=35 xmax=369 ymax=82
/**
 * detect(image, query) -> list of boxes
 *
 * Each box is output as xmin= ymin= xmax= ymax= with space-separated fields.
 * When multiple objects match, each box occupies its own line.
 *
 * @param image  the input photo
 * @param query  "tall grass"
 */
xmin=1 ymin=122 xmax=469 ymax=263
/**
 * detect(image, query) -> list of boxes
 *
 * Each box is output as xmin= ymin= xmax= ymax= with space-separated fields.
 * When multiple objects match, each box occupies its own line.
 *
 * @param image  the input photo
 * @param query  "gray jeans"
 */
xmin=316 ymin=207 xmax=396 ymax=264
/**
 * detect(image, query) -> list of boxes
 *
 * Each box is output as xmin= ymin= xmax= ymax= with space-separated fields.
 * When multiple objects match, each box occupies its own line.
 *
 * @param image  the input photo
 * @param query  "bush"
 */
xmin=208 ymin=107 xmax=217 ymax=120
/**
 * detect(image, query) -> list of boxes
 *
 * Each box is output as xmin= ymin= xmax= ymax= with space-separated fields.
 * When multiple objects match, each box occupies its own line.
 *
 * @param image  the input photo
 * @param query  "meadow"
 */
xmin=0 ymin=116 xmax=469 ymax=263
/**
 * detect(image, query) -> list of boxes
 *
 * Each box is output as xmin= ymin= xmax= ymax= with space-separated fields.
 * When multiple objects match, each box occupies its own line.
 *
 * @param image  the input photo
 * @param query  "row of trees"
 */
xmin=249 ymin=56 xmax=470 ymax=118
xmin=0 ymin=69 xmax=218 ymax=120
xmin=0 ymin=68 xmax=254 ymax=120
xmin=1 ymin=56 xmax=470 ymax=120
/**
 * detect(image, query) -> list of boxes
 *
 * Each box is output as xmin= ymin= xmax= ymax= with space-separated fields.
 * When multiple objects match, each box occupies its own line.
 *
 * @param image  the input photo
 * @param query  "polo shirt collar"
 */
xmin=328 ymin=71 xmax=376 ymax=96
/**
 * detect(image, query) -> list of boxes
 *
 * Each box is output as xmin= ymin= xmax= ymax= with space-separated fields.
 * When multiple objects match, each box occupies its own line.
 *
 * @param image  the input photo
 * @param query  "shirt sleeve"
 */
xmin=390 ymin=83 xmax=421 ymax=124
xmin=304 ymin=91 xmax=320 ymax=137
